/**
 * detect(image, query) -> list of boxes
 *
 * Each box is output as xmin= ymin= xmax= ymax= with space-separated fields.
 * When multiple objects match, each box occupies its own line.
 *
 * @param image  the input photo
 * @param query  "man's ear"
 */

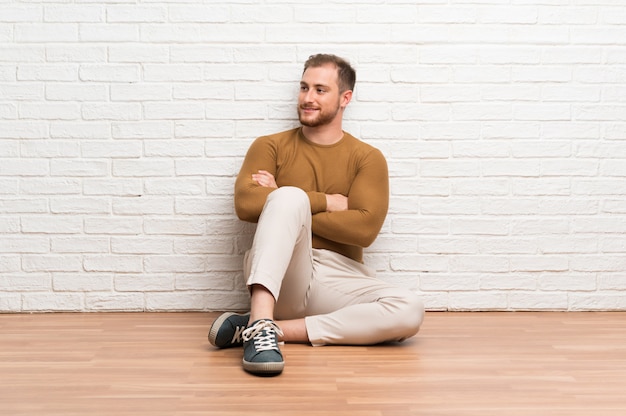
xmin=340 ymin=90 xmax=353 ymax=109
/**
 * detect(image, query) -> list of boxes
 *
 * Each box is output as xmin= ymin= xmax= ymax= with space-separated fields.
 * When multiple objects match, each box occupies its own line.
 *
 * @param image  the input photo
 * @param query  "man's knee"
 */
xmin=264 ymin=186 xmax=309 ymax=216
xmin=397 ymin=293 xmax=425 ymax=337
xmin=268 ymin=186 xmax=308 ymax=204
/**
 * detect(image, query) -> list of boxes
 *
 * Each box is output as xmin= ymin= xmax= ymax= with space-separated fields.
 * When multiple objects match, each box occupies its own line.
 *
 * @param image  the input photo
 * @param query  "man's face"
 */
xmin=297 ymin=64 xmax=344 ymax=128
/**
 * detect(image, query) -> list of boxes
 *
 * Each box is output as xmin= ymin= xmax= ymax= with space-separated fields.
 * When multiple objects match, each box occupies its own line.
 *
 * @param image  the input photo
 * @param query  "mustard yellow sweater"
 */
xmin=234 ymin=127 xmax=389 ymax=263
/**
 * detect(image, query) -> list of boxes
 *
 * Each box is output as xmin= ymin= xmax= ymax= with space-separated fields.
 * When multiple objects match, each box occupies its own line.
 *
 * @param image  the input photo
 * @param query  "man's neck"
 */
xmin=301 ymin=123 xmax=344 ymax=146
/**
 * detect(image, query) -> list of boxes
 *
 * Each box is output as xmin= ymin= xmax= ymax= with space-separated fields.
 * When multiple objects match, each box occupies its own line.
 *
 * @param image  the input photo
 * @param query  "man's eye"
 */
xmin=317 ymin=88 xmax=325 ymax=94
xmin=300 ymin=86 xmax=308 ymax=91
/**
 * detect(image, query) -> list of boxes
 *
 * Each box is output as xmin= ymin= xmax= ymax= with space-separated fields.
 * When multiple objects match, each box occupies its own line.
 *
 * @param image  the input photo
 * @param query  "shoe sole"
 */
xmin=242 ymin=359 xmax=284 ymax=376
xmin=208 ymin=312 xmax=246 ymax=348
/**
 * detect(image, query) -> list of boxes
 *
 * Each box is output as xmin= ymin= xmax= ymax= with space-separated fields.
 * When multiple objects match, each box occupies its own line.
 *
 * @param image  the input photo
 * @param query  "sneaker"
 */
xmin=208 ymin=312 xmax=250 ymax=348
xmin=242 ymin=319 xmax=284 ymax=376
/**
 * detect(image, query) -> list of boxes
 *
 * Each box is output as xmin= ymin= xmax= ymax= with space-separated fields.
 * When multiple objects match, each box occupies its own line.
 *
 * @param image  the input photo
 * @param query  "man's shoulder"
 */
xmin=249 ymin=128 xmax=300 ymax=154
xmin=343 ymin=132 xmax=385 ymax=159
xmin=258 ymin=127 xmax=300 ymax=142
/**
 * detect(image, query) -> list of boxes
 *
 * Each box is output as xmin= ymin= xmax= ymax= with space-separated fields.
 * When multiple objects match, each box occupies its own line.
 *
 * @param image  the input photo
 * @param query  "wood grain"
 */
xmin=1 ymin=312 xmax=625 ymax=416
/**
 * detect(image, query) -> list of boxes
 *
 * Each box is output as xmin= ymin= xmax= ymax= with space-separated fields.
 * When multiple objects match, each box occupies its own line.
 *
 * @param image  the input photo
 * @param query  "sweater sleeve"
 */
xmin=234 ymin=137 xmax=276 ymax=223
xmin=311 ymin=148 xmax=389 ymax=248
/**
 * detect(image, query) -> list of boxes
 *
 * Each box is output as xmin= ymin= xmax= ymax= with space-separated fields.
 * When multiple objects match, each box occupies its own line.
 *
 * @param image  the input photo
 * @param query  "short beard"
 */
xmin=297 ymin=103 xmax=341 ymax=128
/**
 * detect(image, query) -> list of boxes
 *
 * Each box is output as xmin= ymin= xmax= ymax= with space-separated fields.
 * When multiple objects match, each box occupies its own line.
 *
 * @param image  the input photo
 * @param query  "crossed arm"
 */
xmin=252 ymin=170 xmax=348 ymax=212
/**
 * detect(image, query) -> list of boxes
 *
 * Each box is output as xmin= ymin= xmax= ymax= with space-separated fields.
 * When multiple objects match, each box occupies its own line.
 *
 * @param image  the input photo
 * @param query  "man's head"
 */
xmin=303 ymin=54 xmax=356 ymax=94
xmin=298 ymin=54 xmax=355 ymax=129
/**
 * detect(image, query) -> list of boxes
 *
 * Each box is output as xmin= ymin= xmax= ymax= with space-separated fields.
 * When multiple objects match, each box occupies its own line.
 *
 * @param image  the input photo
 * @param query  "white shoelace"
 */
xmin=242 ymin=320 xmax=284 ymax=352
xmin=231 ymin=325 xmax=246 ymax=344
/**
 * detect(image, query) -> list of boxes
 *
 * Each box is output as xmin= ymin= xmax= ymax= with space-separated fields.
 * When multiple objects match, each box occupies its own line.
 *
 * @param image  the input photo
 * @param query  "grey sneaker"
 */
xmin=242 ymin=319 xmax=284 ymax=376
xmin=208 ymin=312 xmax=250 ymax=348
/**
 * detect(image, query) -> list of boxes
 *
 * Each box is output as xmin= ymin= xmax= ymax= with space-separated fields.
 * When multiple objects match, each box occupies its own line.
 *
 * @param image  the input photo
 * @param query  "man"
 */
xmin=208 ymin=54 xmax=424 ymax=376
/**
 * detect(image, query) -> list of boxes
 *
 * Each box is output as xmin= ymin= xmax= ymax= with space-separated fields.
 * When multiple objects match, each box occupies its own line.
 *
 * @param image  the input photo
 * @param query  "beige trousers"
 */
xmin=244 ymin=186 xmax=424 ymax=346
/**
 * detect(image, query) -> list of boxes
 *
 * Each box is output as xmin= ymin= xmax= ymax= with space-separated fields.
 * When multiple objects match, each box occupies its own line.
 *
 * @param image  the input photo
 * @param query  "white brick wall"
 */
xmin=1 ymin=0 xmax=625 ymax=312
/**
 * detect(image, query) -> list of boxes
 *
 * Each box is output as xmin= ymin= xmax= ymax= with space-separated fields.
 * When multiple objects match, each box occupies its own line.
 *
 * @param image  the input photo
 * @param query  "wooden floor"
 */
xmin=1 ymin=312 xmax=625 ymax=416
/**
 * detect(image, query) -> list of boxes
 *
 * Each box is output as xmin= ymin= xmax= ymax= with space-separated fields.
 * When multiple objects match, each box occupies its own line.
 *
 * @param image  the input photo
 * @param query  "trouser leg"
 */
xmin=303 ymin=249 xmax=425 ymax=346
xmin=244 ymin=186 xmax=313 ymax=318
xmin=306 ymin=250 xmax=424 ymax=345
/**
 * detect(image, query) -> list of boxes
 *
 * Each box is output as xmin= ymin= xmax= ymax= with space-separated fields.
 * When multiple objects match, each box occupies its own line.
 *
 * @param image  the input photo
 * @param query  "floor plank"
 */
xmin=1 ymin=312 xmax=625 ymax=416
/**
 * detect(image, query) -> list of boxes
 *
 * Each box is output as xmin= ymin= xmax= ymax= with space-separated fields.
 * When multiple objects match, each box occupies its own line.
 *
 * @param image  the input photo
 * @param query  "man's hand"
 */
xmin=326 ymin=194 xmax=348 ymax=212
xmin=252 ymin=170 xmax=277 ymax=188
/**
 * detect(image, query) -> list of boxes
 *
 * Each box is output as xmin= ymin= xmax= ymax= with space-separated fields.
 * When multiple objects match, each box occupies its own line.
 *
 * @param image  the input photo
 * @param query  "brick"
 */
xmin=106 ymin=6 xmax=166 ymax=23
xmin=175 ymin=272 xmax=239 ymax=291
xmin=50 ymin=197 xmax=110 ymax=214
xmin=511 ymin=256 xmax=569 ymax=272
xmin=22 ymin=255 xmax=83 ymax=272
xmin=419 ymin=237 xmax=479 ymax=254
xmin=44 ymin=5 xmax=103 ymax=22
xmin=421 ymin=274 xmax=480 ymax=291
xmin=0 ymin=237 xmax=49 ymax=254
xmin=452 ymin=179 xmax=510 ymax=196
xmin=112 ymin=197 xmax=173 ymax=215
xmin=451 ymin=255 xmax=510 ymax=273
xmin=0 ymin=159 xmax=49 ymax=176
xmin=84 ymin=255 xmax=143 ymax=273
xmin=79 ymin=64 xmax=140 ymax=82
xmin=480 ymin=274 xmax=538 ymax=291
xmin=144 ymin=178 xmax=204 ymax=195
xmin=21 ymin=140 xmax=80 ymax=158
xmin=85 ymin=293 xmax=144 ymax=311
xmin=1 ymin=198 xmax=47 ymax=215
xmin=51 ymin=160 xmax=108 ymax=177
xmin=22 ymin=215 xmax=83 ymax=234
xmin=113 ymin=159 xmax=174 ymax=177
xmin=22 ymin=293 xmax=84 ymax=312
xmin=143 ymin=140 xmax=204 ymax=157
xmin=81 ymin=140 xmax=142 ymax=158
xmin=15 ymin=24 xmax=77 ymax=42
xmin=0 ymin=255 xmax=20 ymax=272
xmin=82 ymin=103 xmax=142 ymax=121
xmin=144 ymin=255 xmax=206 ymax=273
xmin=84 ymin=217 xmax=143 ymax=235
xmin=0 ymin=83 xmax=43 ymax=100
xmin=50 ymin=122 xmax=111 ymax=139
xmin=449 ymin=292 xmax=508 ymax=311
xmin=453 ymin=141 xmax=509 ymax=158
xmin=418 ymin=6 xmax=477 ymax=23
xmin=173 ymin=236 xmax=233 ymax=254
xmin=0 ymin=273 xmax=52 ymax=292
xmin=52 ymin=237 xmax=110 ymax=253
xmin=53 ymin=273 xmax=112 ymax=291
xmin=144 ymin=218 xmax=205 ymax=235
xmin=81 ymin=174 xmax=139 ymax=194
xmin=0 ymin=294 xmax=21 ymax=312
xmin=115 ymin=274 xmax=174 ymax=291
xmin=390 ymin=254 xmax=449 ymax=272
xmin=19 ymin=103 xmax=80 ymax=120
xmin=46 ymin=45 xmax=106 ymax=63
xmin=111 ymin=237 xmax=173 ymax=254
xmin=46 ymin=84 xmax=107 ymax=101
xmin=143 ymin=102 xmax=204 ymax=120
xmin=169 ymin=5 xmax=229 ymax=23
xmin=508 ymin=292 xmax=569 ymax=311
xmin=80 ymin=24 xmax=138 ymax=42
xmin=569 ymin=293 xmax=626 ymax=311
xmin=112 ymin=121 xmax=173 ymax=139
xmin=110 ymin=84 xmax=171 ymax=101
xmin=0 ymin=178 xmax=17 ymax=194
xmin=170 ymin=46 xmax=232 ymax=63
